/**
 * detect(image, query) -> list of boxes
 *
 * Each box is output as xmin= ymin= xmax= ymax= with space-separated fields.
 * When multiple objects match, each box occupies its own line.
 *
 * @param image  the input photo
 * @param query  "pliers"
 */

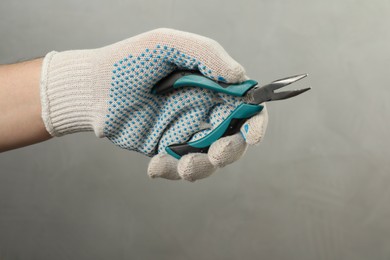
xmin=152 ymin=70 xmax=310 ymax=159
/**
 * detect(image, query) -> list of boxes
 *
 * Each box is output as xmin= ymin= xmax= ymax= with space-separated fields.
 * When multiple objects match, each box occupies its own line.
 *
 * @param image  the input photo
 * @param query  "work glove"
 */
xmin=40 ymin=28 xmax=268 ymax=181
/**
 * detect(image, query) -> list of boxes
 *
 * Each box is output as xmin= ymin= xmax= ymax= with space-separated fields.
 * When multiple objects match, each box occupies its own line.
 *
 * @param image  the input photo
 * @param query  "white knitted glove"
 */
xmin=40 ymin=28 xmax=268 ymax=181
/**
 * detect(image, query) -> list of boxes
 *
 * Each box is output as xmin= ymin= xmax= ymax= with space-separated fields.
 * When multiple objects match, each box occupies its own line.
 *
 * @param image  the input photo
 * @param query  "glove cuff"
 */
xmin=40 ymin=50 xmax=105 ymax=137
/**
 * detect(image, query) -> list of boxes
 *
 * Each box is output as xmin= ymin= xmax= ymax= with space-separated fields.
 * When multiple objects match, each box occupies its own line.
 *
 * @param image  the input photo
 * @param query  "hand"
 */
xmin=40 ymin=28 xmax=268 ymax=181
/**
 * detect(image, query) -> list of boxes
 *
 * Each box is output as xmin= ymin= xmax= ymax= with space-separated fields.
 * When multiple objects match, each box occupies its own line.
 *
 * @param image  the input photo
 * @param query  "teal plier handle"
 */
xmin=152 ymin=70 xmax=263 ymax=159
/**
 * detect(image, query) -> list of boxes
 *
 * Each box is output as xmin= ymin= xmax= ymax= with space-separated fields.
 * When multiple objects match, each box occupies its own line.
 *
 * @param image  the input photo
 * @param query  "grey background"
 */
xmin=0 ymin=0 xmax=389 ymax=259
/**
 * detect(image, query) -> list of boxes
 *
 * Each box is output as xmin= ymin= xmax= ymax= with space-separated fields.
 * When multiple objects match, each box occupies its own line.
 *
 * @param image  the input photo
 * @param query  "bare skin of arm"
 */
xmin=0 ymin=58 xmax=51 ymax=152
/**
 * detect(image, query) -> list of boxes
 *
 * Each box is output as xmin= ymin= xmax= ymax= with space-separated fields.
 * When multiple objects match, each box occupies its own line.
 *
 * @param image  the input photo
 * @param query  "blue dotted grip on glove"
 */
xmin=103 ymin=45 xmax=245 ymax=157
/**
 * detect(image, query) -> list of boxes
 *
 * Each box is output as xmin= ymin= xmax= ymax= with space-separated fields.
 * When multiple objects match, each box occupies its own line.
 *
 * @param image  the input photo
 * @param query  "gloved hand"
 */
xmin=40 ymin=28 xmax=268 ymax=181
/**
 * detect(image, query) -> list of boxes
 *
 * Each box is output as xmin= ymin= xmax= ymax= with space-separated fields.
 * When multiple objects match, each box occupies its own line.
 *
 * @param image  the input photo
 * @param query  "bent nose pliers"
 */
xmin=152 ymin=70 xmax=310 ymax=159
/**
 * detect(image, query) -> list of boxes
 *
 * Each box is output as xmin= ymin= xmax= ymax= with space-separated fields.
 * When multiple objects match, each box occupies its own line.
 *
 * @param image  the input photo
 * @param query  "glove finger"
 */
xmin=208 ymin=133 xmax=248 ymax=168
xmin=192 ymin=38 xmax=247 ymax=83
xmin=177 ymin=153 xmax=217 ymax=182
xmin=147 ymin=153 xmax=181 ymax=180
xmin=240 ymin=105 xmax=269 ymax=145
xmin=148 ymin=28 xmax=247 ymax=83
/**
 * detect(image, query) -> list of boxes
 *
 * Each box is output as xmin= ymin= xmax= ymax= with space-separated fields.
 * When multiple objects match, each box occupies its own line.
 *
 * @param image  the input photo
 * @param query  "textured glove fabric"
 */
xmin=40 ymin=28 xmax=269 ymax=181
xmin=41 ymin=28 xmax=245 ymax=156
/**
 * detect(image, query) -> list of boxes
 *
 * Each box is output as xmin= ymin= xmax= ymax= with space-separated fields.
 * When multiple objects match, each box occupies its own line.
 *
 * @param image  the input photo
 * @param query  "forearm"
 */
xmin=0 ymin=58 xmax=51 ymax=152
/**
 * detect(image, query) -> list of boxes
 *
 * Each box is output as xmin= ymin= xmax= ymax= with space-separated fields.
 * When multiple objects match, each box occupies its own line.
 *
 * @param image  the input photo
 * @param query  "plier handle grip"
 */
xmin=152 ymin=70 xmax=310 ymax=159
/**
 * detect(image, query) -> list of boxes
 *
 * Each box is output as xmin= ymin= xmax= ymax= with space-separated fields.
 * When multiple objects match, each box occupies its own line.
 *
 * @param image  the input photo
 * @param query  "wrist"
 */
xmin=40 ymin=50 xmax=106 ymax=137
